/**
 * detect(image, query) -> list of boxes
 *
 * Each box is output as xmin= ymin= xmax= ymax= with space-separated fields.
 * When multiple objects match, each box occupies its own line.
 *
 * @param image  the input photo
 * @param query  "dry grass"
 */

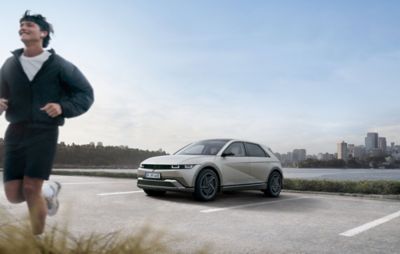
xmin=0 ymin=210 xmax=209 ymax=254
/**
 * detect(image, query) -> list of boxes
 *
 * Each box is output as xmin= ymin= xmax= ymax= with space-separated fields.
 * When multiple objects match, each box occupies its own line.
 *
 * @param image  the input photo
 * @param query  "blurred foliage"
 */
xmin=0 ymin=211 xmax=209 ymax=254
xmin=297 ymin=156 xmax=399 ymax=169
xmin=0 ymin=139 xmax=167 ymax=168
xmin=284 ymin=178 xmax=400 ymax=195
xmin=298 ymin=159 xmax=346 ymax=168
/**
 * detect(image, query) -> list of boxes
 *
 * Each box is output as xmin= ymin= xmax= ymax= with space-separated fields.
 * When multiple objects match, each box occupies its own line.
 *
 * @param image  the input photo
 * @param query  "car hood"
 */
xmin=141 ymin=155 xmax=213 ymax=165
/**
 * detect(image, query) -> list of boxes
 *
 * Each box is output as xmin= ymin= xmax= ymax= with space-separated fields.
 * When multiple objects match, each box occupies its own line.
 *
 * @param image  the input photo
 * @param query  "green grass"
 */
xmin=284 ymin=178 xmax=400 ymax=195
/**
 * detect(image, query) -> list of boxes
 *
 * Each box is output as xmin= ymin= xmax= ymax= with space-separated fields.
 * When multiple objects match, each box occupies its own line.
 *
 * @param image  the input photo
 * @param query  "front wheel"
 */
xmin=193 ymin=169 xmax=219 ymax=201
xmin=264 ymin=171 xmax=282 ymax=197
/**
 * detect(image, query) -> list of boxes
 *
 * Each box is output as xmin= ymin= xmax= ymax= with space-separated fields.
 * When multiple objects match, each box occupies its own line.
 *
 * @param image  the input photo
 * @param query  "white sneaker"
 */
xmin=42 ymin=181 xmax=62 ymax=216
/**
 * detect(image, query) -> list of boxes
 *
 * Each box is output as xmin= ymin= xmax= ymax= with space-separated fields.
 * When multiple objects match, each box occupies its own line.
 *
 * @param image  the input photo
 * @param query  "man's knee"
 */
xmin=5 ymin=192 xmax=25 ymax=203
xmin=4 ymin=181 xmax=25 ymax=203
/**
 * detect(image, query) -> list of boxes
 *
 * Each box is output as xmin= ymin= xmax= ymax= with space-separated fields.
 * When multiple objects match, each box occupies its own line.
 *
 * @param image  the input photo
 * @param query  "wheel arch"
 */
xmin=267 ymin=168 xmax=284 ymax=187
xmin=193 ymin=166 xmax=222 ymax=192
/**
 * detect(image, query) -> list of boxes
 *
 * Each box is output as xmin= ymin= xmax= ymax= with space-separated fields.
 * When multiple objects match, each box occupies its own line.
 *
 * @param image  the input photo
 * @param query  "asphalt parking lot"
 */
xmin=1 ymin=175 xmax=400 ymax=254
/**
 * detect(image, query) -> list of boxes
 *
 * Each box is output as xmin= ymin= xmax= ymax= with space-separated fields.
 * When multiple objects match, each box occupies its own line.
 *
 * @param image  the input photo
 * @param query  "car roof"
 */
xmin=198 ymin=138 xmax=233 ymax=142
xmin=199 ymin=139 xmax=267 ymax=147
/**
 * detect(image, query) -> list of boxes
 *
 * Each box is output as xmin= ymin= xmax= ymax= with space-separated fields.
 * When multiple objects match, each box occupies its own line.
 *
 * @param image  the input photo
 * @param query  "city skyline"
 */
xmin=276 ymin=130 xmax=400 ymax=168
xmin=279 ymin=131 xmax=397 ymax=157
xmin=1 ymin=1 xmax=400 ymax=155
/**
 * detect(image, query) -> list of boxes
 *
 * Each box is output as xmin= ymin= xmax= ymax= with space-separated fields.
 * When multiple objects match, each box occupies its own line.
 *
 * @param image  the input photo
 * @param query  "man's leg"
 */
xmin=21 ymin=126 xmax=59 ymax=235
xmin=4 ymin=179 xmax=25 ymax=203
xmin=22 ymin=176 xmax=47 ymax=235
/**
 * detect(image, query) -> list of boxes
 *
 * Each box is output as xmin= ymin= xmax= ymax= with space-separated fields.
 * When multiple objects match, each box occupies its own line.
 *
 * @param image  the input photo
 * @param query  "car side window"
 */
xmin=223 ymin=142 xmax=245 ymax=157
xmin=244 ymin=143 xmax=269 ymax=157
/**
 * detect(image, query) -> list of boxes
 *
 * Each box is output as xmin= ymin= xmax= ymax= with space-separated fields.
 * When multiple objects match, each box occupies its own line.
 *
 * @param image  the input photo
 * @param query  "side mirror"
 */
xmin=222 ymin=152 xmax=235 ymax=157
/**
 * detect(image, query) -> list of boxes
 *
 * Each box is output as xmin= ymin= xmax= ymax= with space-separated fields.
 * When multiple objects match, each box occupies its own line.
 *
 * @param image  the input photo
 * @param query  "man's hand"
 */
xmin=0 ymin=98 xmax=8 ymax=115
xmin=40 ymin=103 xmax=62 ymax=118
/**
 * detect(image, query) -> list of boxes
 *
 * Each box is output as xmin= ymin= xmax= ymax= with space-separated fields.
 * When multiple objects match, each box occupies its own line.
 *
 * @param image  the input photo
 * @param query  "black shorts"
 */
xmin=3 ymin=123 xmax=59 ymax=182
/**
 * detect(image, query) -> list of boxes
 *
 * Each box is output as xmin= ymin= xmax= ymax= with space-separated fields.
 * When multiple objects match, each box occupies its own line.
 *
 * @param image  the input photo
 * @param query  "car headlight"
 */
xmin=171 ymin=164 xmax=197 ymax=169
xmin=183 ymin=164 xmax=196 ymax=169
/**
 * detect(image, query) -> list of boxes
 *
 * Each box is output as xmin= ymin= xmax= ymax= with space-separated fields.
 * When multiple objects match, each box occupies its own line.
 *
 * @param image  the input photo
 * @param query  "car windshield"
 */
xmin=175 ymin=140 xmax=230 ymax=155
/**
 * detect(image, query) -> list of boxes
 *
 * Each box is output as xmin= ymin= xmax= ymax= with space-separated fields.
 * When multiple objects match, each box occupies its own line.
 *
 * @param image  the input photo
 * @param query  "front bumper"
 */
xmin=137 ymin=177 xmax=194 ymax=192
xmin=137 ymin=167 xmax=198 ymax=192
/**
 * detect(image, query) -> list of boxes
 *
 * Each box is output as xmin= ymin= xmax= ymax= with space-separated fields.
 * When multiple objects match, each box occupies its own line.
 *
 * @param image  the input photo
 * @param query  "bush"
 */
xmin=284 ymin=179 xmax=400 ymax=195
xmin=52 ymin=170 xmax=137 ymax=179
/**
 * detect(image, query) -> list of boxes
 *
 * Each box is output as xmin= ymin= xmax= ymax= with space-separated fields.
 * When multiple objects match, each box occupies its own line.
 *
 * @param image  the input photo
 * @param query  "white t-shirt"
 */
xmin=19 ymin=51 xmax=52 ymax=81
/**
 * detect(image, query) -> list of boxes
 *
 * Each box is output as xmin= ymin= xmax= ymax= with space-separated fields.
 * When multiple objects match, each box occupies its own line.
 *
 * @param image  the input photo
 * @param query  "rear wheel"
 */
xmin=264 ymin=171 xmax=282 ymax=197
xmin=193 ymin=169 xmax=219 ymax=201
xmin=143 ymin=189 xmax=166 ymax=196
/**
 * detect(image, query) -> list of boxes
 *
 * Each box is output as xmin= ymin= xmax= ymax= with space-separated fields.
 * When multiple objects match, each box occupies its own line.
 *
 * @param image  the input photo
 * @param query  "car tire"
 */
xmin=264 ymin=171 xmax=282 ymax=197
xmin=143 ymin=189 xmax=166 ymax=196
xmin=193 ymin=169 xmax=219 ymax=201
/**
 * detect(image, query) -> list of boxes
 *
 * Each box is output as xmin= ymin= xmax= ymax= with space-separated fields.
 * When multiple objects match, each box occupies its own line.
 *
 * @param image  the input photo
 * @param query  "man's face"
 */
xmin=19 ymin=21 xmax=47 ymax=46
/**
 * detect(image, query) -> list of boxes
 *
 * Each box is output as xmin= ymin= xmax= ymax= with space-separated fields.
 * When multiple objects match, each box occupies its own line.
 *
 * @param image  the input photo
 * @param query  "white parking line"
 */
xmin=97 ymin=190 xmax=143 ymax=196
xmin=340 ymin=210 xmax=400 ymax=237
xmin=200 ymin=197 xmax=306 ymax=213
xmin=61 ymin=181 xmax=132 ymax=185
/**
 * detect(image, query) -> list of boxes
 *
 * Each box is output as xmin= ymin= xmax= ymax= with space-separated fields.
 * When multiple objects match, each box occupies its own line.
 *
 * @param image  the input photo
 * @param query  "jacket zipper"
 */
xmin=12 ymin=51 xmax=54 ymax=124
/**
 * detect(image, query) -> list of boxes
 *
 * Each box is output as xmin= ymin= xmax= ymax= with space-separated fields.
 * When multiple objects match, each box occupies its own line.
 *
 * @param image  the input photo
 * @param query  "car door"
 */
xmin=244 ymin=142 xmax=272 ymax=183
xmin=219 ymin=142 xmax=254 ymax=186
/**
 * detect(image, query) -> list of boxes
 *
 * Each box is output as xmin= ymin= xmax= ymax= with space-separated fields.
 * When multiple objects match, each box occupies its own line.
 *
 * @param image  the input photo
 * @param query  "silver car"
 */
xmin=137 ymin=139 xmax=283 ymax=201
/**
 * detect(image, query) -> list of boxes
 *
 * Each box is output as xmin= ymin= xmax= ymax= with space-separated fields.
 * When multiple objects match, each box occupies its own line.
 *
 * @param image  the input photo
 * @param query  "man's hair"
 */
xmin=20 ymin=10 xmax=54 ymax=48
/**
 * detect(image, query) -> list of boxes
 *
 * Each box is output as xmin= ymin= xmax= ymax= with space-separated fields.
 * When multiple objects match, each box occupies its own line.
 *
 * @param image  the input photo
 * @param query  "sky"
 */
xmin=0 ymin=1 xmax=399 ymax=155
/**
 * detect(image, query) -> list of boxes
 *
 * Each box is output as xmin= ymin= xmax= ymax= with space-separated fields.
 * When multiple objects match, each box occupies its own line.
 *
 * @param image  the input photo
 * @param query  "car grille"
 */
xmin=138 ymin=179 xmax=176 ymax=187
xmin=141 ymin=164 xmax=172 ymax=169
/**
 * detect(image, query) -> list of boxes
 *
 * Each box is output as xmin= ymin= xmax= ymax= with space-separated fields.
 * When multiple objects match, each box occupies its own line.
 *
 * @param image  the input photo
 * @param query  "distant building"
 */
xmin=365 ymin=132 xmax=378 ymax=151
xmin=337 ymin=141 xmax=348 ymax=160
xmin=378 ymin=137 xmax=387 ymax=153
xmin=353 ymin=145 xmax=366 ymax=160
xmin=389 ymin=142 xmax=395 ymax=153
xmin=307 ymin=154 xmax=317 ymax=160
xmin=317 ymin=153 xmax=335 ymax=161
xmin=292 ymin=149 xmax=306 ymax=163
xmin=370 ymin=148 xmax=385 ymax=157
xmin=275 ymin=152 xmax=292 ymax=166
xmin=347 ymin=144 xmax=355 ymax=158
xmin=285 ymin=152 xmax=293 ymax=165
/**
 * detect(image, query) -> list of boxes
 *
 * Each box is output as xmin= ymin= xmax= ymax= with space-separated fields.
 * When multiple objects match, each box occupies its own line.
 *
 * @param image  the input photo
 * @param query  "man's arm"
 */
xmin=0 ymin=67 xmax=9 ymax=115
xmin=58 ymin=62 xmax=94 ymax=118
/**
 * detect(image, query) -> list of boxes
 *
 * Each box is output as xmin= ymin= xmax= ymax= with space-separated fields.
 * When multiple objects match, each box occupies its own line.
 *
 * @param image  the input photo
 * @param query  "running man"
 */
xmin=0 ymin=11 xmax=94 ymax=236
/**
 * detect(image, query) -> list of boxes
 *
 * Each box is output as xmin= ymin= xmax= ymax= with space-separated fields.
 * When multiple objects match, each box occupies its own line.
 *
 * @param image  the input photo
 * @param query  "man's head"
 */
xmin=19 ymin=10 xmax=54 ymax=48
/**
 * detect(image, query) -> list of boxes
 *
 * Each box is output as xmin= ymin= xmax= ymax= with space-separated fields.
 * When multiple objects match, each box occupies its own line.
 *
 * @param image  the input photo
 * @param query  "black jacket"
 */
xmin=0 ymin=49 xmax=94 ymax=126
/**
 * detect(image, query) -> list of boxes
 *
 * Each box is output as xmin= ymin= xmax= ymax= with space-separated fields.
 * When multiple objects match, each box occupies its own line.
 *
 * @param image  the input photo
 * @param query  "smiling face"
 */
xmin=19 ymin=21 xmax=47 ymax=47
